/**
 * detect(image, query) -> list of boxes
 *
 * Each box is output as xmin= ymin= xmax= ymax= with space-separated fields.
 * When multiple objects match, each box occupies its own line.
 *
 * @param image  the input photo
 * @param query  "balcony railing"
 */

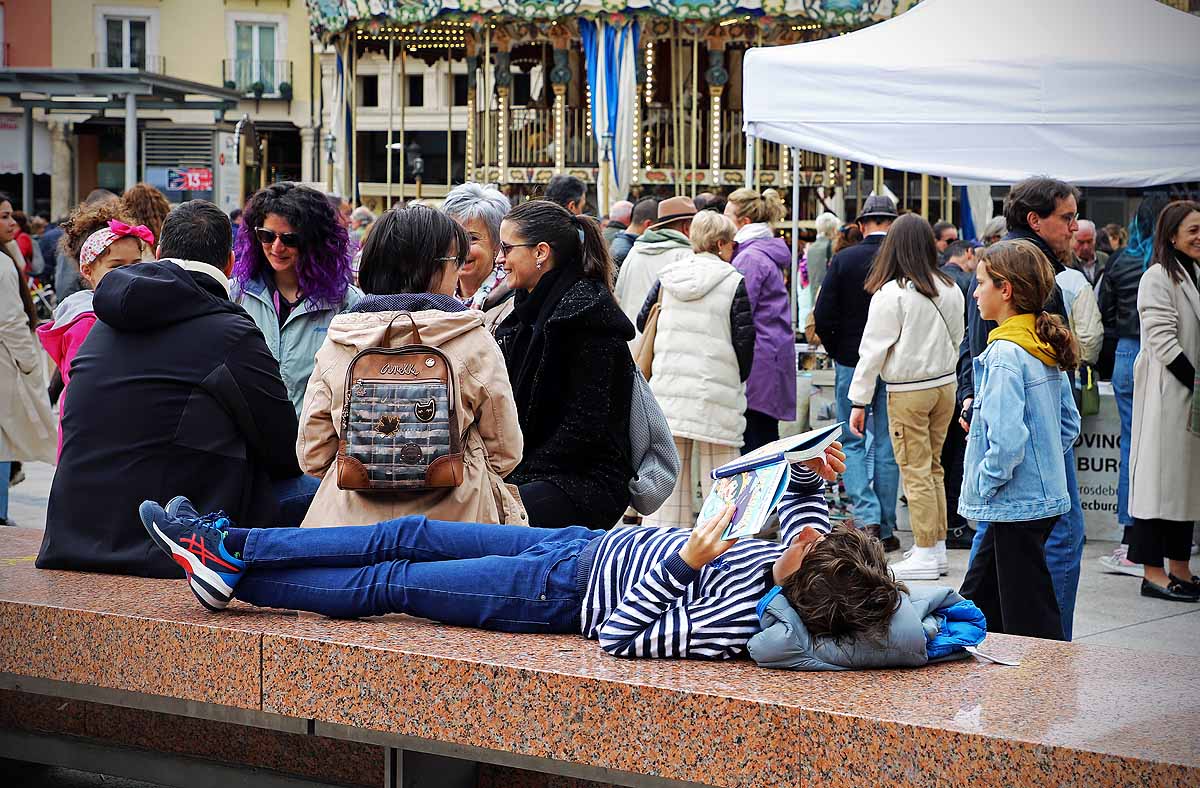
xmin=222 ymin=59 xmax=294 ymax=97
xmin=91 ymin=52 xmax=166 ymax=73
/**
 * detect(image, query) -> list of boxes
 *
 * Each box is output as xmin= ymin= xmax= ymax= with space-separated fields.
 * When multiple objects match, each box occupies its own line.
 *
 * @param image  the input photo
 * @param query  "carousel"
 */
xmin=305 ymin=0 xmax=934 ymax=217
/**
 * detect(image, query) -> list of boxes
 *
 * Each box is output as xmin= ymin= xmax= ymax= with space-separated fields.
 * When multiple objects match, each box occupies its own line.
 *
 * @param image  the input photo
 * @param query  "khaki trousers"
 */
xmin=887 ymin=384 xmax=956 ymax=548
xmin=643 ymin=437 xmax=740 ymax=528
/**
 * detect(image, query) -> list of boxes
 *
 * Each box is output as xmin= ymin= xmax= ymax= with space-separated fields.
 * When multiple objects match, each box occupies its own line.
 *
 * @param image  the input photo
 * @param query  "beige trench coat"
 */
xmin=0 ymin=242 xmax=55 ymax=464
xmin=1129 ymin=263 xmax=1200 ymax=521
xmin=297 ymin=307 xmax=527 ymax=527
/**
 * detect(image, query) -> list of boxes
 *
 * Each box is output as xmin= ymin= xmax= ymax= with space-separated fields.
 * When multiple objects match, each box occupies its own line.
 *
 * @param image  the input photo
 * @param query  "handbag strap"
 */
xmin=384 ymin=312 xmax=422 ymax=345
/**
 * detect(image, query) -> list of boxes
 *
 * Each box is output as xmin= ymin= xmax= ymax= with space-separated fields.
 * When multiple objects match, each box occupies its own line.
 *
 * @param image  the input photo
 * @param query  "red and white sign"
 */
xmin=167 ymin=167 xmax=214 ymax=191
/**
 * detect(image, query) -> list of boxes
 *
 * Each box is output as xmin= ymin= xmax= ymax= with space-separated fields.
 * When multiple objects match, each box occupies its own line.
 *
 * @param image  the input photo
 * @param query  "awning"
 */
xmin=0 ymin=68 xmax=241 ymax=113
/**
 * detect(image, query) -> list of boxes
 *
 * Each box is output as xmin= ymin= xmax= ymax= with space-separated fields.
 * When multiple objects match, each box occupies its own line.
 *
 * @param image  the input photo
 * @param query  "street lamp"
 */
xmin=324 ymin=130 xmax=337 ymax=194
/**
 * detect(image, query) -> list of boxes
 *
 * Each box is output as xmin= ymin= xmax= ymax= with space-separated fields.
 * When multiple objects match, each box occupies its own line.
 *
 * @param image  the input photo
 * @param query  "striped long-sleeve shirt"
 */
xmin=580 ymin=468 xmax=830 ymax=659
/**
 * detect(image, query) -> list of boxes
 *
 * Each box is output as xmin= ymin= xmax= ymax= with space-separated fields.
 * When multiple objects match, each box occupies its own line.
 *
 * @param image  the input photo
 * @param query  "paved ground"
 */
xmin=7 ymin=460 xmax=1199 ymax=656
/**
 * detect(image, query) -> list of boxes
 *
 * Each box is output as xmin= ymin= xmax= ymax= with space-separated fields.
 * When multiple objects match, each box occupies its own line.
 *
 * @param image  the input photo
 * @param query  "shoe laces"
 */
xmin=192 ymin=510 xmax=231 ymax=538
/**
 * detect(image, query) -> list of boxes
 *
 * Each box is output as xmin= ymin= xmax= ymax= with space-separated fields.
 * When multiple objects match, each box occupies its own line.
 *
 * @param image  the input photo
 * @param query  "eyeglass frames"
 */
xmin=497 ymin=241 xmax=537 ymax=258
xmin=255 ymin=228 xmax=301 ymax=248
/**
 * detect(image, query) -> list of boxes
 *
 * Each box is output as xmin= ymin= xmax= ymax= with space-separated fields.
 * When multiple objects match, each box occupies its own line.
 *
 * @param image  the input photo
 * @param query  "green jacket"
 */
xmin=233 ymin=274 xmax=363 ymax=417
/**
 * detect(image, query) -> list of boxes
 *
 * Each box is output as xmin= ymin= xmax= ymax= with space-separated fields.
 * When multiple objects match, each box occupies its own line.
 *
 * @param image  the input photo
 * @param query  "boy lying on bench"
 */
xmin=140 ymin=443 xmax=983 ymax=667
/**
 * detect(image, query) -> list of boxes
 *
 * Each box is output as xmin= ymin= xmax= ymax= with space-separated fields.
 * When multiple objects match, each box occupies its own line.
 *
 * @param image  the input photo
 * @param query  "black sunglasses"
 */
xmin=255 ymin=227 xmax=301 ymax=248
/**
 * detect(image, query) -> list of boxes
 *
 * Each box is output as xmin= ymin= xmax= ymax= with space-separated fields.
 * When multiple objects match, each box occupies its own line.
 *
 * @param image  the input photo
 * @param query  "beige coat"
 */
xmin=0 ymin=242 xmax=55 ymax=463
xmin=297 ymin=308 xmax=527 ymax=527
xmin=1129 ymin=263 xmax=1200 ymax=521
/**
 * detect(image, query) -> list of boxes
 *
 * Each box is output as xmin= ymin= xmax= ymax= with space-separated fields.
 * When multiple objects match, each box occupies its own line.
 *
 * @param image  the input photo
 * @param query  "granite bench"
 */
xmin=0 ymin=528 xmax=1197 ymax=788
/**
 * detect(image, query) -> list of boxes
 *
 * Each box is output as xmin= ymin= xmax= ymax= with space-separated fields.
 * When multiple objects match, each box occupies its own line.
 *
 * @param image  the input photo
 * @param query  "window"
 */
xmin=359 ymin=75 xmax=379 ymax=107
xmin=407 ymin=75 xmax=424 ymax=107
xmin=235 ymin=21 xmax=278 ymax=92
xmin=105 ymin=16 xmax=147 ymax=68
xmin=453 ymin=74 xmax=468 ymax=107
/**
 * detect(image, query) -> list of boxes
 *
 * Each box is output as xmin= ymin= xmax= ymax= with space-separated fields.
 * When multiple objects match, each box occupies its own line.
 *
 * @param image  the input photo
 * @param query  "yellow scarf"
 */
xmin=987 ymin=313 xmax=1059 ymax=367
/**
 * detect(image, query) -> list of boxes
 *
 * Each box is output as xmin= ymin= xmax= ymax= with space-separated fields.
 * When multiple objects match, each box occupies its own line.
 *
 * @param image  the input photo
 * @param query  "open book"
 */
xmin=695 ymin=423 xmax=843 ymax=541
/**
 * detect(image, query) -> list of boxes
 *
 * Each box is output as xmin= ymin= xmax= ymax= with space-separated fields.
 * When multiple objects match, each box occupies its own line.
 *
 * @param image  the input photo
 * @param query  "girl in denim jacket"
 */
xmin=958 ymin=240 xmax=1081 ymax=640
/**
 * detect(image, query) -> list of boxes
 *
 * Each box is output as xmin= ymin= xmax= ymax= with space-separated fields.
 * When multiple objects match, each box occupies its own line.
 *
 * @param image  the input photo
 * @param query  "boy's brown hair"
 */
xmin=781 ymin=525 xmax=906 ymax=641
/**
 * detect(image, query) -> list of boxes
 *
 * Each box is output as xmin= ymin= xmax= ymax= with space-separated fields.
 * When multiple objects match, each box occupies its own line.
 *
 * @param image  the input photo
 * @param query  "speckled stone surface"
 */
xmin=3 ymin=529 xmax=1199 ymax=788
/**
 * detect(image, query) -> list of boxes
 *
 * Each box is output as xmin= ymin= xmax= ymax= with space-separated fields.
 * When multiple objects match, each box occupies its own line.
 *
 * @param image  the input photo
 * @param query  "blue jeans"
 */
xmin=271 ymin=475 xmax=322 ymax=528
xmin=834 ymin=363 xmax=899 ymax=538
xmin=968 ymin=448 xmax=1085 ymax=640
xmin=1113 ymin=338 xmax=1139 ymax=528
xmin=236 ymin=516 xmax=601 ymax=632
xmin=0 ymin=461 xmax=9 ymax=520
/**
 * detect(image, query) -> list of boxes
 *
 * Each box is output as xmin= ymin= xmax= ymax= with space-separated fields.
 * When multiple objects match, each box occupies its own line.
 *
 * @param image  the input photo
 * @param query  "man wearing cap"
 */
xmin=613 ymin=195 xmax=697 ymax=342
xmin=813 ymin=195 xmax=902 ymax=552
xmin=38 ymin=200 xmax=312 ymax=579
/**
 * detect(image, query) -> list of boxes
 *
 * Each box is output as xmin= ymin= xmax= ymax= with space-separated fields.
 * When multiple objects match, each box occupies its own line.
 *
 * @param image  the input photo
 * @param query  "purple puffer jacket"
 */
xmin=731 ymin=237 xmax=797 ymax=422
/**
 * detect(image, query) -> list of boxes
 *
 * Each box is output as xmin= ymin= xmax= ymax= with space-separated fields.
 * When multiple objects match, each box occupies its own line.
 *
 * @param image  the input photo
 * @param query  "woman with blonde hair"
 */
xmin=121 ymin=182 xmax=172 ymax=244
xmin=723 ymin=188 xmax=796 ymax=451
xmin=635 ymin=210 xmax=756 ymax=526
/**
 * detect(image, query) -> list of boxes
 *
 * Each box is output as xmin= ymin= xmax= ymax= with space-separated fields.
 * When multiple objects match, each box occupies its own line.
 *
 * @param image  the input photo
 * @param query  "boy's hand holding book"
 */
xmin=680 ymin=504 xmax=737 ymax=570
xmin=798 ymin=441 xmax=846 ymax=482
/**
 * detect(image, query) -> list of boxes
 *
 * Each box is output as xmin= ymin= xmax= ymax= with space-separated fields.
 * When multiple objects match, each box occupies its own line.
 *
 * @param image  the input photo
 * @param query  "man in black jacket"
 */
xmin=38 ymin=201 xmax=311 ymax=578
xmin=812 ymin=195 xmax=901 ymax=552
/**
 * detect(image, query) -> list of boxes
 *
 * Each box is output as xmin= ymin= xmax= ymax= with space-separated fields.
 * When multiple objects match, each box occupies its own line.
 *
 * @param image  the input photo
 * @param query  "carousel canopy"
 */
xmin=305 ymin=0 xmax=902 ymax=39
xmin=743 ymin=0 xmax=1200 ymax=187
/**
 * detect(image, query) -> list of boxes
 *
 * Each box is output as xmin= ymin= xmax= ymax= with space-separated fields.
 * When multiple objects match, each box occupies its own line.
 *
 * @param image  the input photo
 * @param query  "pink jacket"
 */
xmin=37 ymin=290 xmax=97 ymax=458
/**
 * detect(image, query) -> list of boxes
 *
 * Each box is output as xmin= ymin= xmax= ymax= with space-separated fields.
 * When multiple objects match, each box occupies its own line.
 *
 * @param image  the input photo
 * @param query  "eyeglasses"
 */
xmin=435 ymin=255 xmax=465 ymax=270
xmin=255 ymin=228 xmax=301 ymax=248
xmin=497 ymin=241 xmax=537 ymax=257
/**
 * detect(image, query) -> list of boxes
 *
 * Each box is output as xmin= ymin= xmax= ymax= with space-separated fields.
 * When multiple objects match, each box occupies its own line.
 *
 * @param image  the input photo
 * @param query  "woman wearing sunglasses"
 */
xmin=232 ymin=183 xmax=362 ymax=417
xmin=295 ymin=204 xmax=526 ymax=527
xmin=493 ymin=199 xmax=635 ymax=529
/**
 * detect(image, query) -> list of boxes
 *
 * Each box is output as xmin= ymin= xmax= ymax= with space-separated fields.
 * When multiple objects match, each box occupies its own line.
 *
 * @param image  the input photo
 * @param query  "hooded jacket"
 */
xmin=296 ymin=294 xmax=526 ymax=527
xmin=748 ymin=585 xmax=984 ymax=671
xmin=731 ymin=236 xmax=797 ymax=421
xmin=1 ymin=243 xmax=55 ymax=464
xmin=37 ymin=262 xmax=302 ymax=578
xmin=37 ymin=290 xmax=98 ymax=459
xmin=496 ymin=267 xmax=635 ymax=529
xmin=635 ymin=252 xmax=755 ymax=446
xmin=613 ymin=228 xmax=693 ymax=342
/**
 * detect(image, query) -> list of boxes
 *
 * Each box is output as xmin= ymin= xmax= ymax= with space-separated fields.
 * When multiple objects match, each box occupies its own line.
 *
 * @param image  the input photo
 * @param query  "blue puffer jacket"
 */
xmin=747 ymin=586 xmax=985 ymax=671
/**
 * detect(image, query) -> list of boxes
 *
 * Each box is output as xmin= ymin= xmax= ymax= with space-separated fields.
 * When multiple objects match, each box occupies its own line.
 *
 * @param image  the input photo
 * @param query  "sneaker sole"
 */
xmin=891 ymin=567 xmax=943 ymax=581
xmin=902 ymin=553 xmax=950 ymax=575
xmin=1098 ymin=557 xmax=1144 ymax=578
xmin=139 ymin=502 xmax=234 ymax=610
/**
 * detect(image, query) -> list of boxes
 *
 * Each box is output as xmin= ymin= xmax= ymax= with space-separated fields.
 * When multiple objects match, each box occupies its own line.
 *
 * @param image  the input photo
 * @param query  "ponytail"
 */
xmin=1035 ymin=310 xmax=1080 ymax=371
xmin=728 ymin=187 xmax=786 ymax=225
xmin=507 ymin=199 xmax=615 ymax=291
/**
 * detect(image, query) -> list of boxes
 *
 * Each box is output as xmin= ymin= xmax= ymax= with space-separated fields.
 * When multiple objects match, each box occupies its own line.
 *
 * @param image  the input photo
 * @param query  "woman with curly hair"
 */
xmin=232 ymin=183 xmax=361 ymax=417
xmin=121 ymin=183 xmax=171 ymax=243
xmin=37 ymin=199 xmax=152 ymax=457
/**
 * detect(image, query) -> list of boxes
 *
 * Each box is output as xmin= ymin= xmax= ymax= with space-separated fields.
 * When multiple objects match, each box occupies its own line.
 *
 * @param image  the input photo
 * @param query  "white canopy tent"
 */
xmin=742 ymin=0 xmax=1200 ymax=329
xmin=742 ymin=0 xmax=1200 ymax=188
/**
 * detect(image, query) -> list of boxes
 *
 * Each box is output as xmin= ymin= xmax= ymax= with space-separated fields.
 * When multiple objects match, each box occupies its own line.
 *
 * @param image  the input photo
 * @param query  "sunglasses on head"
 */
xmin=255 ymin=227 xmax=301 ymax=248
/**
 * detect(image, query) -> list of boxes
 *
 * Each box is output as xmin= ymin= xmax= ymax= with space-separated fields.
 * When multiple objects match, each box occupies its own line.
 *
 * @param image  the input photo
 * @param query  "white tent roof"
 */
xmin=743 ymin=0 xmax=1200 ymax=187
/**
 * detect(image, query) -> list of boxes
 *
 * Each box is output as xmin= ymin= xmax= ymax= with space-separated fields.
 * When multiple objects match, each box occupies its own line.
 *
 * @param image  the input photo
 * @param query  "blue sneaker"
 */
xmin=139 ymin=499 xmax=245 ymax=612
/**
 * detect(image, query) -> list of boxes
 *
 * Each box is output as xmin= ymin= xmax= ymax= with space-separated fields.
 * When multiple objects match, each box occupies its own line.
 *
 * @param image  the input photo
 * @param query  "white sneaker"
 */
xmin=890 ymin=547 xmax=942 ymax=580
xmin=903 ymin=546 xmax=948 ymax=575
xmin=1098 ymin=545 xmax=1143 ymax=578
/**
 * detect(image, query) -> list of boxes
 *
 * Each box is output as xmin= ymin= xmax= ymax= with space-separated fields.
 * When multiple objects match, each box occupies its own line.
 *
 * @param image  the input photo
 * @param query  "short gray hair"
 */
xmin=442 ymin=182 xmax=511 ymax=245
xmin=690 ymin=210 xmax=737 ymax=254
xmin=815 ymin=212 xmax=840 ymax=239
xmin=351 ymin=206 xmax=376 ymax=224
xmin=982 ymin=215 xmax=1007 ymax=243
xmin=1075 ymin=219 xmax=1096 ymax=235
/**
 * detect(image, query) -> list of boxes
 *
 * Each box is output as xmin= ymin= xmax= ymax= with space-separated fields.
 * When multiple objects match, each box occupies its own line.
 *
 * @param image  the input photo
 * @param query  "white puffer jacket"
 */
xmin=849 ymin=277 xmax=965 ymax=406
xmin=650 ymin=253 xmax=747 ymax=446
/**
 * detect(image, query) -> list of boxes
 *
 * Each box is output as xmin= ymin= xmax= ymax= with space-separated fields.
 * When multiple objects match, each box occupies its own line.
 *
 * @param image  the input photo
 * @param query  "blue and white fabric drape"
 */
xmin=580 ymin=19 xmax=639 ymax=214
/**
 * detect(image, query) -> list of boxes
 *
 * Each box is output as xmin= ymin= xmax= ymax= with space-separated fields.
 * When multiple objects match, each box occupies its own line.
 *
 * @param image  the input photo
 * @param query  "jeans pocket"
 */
xmin=538 ymin=552 xmax=579 ymax=601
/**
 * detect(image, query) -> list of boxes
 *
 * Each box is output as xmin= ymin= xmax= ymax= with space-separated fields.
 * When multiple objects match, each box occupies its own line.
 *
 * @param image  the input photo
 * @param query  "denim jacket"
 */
xmin=958 ymin=340 xmax=1080 ymax=522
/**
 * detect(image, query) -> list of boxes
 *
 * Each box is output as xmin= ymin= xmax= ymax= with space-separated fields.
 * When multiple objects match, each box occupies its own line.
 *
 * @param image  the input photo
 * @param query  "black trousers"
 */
xmin=941 ymin=409 xmax=967 ymax=532
xmin=518 ymin=480 xmax=584 ymax=529
xmin=960 ymin=517 xmax=1064 ymax=641
xmin=742 ymin=409 xmax=780 ymax=454
xmin=1128 ymin=518 xmax=1194 ymax=566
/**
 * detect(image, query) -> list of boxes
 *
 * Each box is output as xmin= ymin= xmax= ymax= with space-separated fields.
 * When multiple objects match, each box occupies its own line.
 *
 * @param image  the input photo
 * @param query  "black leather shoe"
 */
xmin=946 ymin=524 xmax=976 ymax=550
xmin=880 ymin=535 xmax=902 ymax=553
xmin=1141 ymin=579 xmax=1200 ymax=602
xmin=1168 ymin=573 xmax=1200 ymax=596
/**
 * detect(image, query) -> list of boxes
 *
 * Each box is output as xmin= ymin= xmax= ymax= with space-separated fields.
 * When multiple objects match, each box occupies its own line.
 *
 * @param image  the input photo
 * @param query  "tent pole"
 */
xmin=690 ymin=35 xmax=698 ymax=199
xmin=790 ymin=146 xmax=800 ymax=332
xmin=744 ymin=135 xmax=754 ymax=188
xmin=673 ymin=27 xmax=682 ymax=196
xmin=447 ymin=46 xmax=453 ymax=189
xmin=920 ymin=173 xmax=929 ymax=218
xmin=944 ymin=177 xmax=952 ymax=222
xmin=386 ymin=34 xmax=394 ymax=207
xmin=483 ymin=27 xmax=491 ymax=180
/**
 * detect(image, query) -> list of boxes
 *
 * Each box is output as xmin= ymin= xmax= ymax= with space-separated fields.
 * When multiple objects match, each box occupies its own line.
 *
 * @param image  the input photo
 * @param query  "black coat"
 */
xmin=496 ymin=267 xmax=635 ymax=529
xmin=37 ymin=262 xmax=302 ymax=578
xmin=1098 ymin=249 xmax=1144 ymax=341
xmin=812 ymin=234 xmax=885 ymax=367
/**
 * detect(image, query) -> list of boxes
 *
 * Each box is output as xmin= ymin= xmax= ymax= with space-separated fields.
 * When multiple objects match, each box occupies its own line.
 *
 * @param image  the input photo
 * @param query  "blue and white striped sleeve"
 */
xmin=596 ymin=553 xmax=698 ymax=658
xmin=776 ymin=466 xmax=831 ymax=542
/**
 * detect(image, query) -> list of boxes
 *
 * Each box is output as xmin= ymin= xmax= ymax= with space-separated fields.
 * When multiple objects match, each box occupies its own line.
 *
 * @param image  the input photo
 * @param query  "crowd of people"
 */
xmin=0 ymin=169 xmax=1195 ymax=663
